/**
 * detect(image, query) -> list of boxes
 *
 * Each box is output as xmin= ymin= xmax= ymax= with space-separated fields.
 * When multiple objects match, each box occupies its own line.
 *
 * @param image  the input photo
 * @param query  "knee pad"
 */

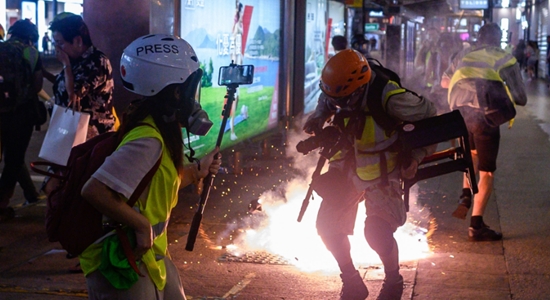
xmin=364 ymin=216 xmax=394 ymax=256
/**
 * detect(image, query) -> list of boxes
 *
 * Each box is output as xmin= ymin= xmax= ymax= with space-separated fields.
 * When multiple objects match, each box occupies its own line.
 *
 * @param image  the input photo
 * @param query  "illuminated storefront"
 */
xmin=1 ymin=0 xmax=82 ymax=51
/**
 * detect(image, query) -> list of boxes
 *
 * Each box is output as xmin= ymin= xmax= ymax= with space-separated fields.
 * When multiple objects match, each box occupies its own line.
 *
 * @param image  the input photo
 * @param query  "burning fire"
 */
xmin=217 ymin=133 xmax=433 ymax=274
xmin=222 ymin=180 xmax=432 ymax=273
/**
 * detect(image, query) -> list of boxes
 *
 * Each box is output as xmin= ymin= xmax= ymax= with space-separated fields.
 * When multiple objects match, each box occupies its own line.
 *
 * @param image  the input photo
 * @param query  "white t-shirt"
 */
xmin=92 ymin=137 xmax=162 ymax=199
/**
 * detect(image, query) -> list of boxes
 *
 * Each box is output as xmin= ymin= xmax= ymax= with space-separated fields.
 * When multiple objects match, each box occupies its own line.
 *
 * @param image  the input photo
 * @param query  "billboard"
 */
xmin=180 ymin=0 xmax=281 ymax=158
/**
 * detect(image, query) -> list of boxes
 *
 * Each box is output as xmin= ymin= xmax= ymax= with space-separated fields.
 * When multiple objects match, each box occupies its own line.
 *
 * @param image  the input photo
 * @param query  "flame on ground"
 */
xmin=224 ymin=177 xmax=433 ymax=274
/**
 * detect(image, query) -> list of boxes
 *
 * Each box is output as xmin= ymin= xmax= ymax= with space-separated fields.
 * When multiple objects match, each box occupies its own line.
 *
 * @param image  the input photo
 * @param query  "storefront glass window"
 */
xmin=180 ymin=0 xmax=281 ymax=158
xmin=303 ymin=0 xmax=327 ymax=114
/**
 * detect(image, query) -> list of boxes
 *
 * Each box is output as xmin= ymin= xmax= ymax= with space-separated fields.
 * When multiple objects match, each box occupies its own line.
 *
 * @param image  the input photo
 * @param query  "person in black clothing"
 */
xmin=512 ymin=40 xmax=526 ymax=71
xmin=0 ymin=20 xmax=44 ymax=221
xmin=42 ymin=32 xmax=51 ymax=55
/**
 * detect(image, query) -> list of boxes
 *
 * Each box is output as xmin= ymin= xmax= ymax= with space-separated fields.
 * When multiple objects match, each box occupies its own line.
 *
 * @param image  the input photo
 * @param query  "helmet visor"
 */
xmin=324 ymin=85 xmax=364 ymax=108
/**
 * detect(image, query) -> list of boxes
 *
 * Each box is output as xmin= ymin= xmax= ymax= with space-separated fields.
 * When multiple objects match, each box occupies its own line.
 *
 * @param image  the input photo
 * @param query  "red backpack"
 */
xmin=31 ymin=126 xmax=160 ymax=271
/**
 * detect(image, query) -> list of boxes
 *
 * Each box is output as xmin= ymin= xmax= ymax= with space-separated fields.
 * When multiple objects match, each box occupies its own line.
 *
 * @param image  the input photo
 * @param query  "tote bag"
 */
xmin=39 ymin=104 xmax=90 ymax=166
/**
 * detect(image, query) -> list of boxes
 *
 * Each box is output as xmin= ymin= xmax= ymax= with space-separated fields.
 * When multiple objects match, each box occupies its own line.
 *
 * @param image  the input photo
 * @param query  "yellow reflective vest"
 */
xmin=331 ymin=80 xmax=406 ymax=181
xmin=448 ymin=47 xmax=517 ymax=110
xmin=80 ymin=116 xmax=180 ymax=290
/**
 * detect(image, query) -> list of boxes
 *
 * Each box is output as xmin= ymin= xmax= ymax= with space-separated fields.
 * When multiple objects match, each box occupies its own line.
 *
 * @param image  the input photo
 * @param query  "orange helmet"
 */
xmin=320 ymin=49 xmax=371 ymax=101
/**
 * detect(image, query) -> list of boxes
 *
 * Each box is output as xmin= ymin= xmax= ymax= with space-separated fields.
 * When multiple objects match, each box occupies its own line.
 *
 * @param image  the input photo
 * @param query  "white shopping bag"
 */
xmin=38 ymin=104 xmax=90 ymax=166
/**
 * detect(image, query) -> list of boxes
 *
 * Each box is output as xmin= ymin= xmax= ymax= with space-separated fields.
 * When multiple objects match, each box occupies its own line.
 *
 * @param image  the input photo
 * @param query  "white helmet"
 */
xmin=120 ymin=34 xmax=200 ymax=96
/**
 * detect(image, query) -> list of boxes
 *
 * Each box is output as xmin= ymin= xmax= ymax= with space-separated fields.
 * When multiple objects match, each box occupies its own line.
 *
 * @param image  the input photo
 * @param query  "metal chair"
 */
xmin=399 ymin=110 xmax=478 ymax=211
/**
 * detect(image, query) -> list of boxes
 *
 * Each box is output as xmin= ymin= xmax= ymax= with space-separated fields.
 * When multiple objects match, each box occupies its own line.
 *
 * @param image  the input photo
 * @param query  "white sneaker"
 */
xmin=230 ymin=133 xmax=238 ymax=141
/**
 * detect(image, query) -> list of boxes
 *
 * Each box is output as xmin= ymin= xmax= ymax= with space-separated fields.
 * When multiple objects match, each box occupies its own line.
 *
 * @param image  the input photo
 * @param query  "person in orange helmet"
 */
xmin=303 ymin=49 xmax=436 ymax=299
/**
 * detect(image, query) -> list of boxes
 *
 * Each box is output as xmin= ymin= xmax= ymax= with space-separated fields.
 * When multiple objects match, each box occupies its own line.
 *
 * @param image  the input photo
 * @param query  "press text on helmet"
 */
xmin=136 ymin=44 xmax=179 ymax=56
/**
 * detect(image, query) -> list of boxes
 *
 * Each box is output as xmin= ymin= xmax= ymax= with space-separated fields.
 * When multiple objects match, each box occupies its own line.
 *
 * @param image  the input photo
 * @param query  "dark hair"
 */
xmin=351 ymin=34 xmax=367 ymax=49
xmin=477 ymin=23 xmax=501 ymax=46
xmin=118 ymin=85 xmax=185 ymax=178
xmin=8 ymin=19 xmax=39 ymax=44
xmin=331 ymin=35 xmax=348 ymax=51
xmin=49 ymin=14 xmax=92 ymax=46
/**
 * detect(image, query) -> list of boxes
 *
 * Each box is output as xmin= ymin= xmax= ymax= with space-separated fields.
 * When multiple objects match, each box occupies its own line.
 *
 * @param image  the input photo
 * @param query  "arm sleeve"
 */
xmin=92 ymin=137 xmax=162 ymax=199
xmin=387 ymin=91 xmax=438 ymax=163
xmin=386 ymin=91 xmax=437 ymax=123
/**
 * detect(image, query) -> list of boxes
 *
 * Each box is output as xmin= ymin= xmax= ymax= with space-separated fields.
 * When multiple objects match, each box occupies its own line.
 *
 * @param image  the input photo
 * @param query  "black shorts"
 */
xmin=467 ymin=122 xmax=500 ymax=172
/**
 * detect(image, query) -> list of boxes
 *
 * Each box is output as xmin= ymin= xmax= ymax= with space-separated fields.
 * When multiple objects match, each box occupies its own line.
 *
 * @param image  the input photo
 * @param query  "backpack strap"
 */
xmin=113 ymin=122 xmax=163 ymax=277
xmin=115 ymin=154 xmax=162 ymax=277
xmin=364 ymin=63 xmax=401 ymax=186
xmin=366 ymin=64 xmax=400 ymax=134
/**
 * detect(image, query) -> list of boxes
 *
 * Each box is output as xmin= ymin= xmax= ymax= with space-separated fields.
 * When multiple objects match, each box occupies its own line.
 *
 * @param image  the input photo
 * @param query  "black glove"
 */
xmin=303 ymin=95 xmax=335 ymax=135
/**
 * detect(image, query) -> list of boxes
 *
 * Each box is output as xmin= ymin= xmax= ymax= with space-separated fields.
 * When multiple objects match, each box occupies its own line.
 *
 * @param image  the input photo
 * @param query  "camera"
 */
xmin=296 ymin=126 xmax=340 ymax=155
xmin=218 ymin=64 xmax=254 ymax=86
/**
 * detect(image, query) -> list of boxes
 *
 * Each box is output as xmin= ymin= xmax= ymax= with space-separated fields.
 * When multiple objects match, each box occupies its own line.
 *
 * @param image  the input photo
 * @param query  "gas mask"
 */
xmin=175 ymin=69 xmax=213 ymax=136
xmin=183 ymin=100 xmax=213 ymax=136
xmin=326 ymin=85 xmax=366 ymax=111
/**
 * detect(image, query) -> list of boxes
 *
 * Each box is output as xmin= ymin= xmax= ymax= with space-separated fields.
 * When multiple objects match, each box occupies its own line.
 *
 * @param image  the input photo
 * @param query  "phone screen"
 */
xmin=218 ymin=65 xmax=254 ymax=86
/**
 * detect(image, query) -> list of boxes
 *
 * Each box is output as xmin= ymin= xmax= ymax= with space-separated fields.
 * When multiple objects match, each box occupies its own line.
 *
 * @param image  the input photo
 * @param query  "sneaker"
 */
xmin=339 ymin=270 xmax=369 ymax=300
xmin=377 ymin=275 xmax=403 ymax=300
xmin=24 ymin=194 xmax=47 ymax=206
xmin=230 ymin=132 xmax=238 ymax=141
xmin=452 ymin=194 xmax=472 ymax=220
xmin=469 ymin=225 xmax=503 ymax=241
xmin=0 ymin=207 xmax=15 ymax=222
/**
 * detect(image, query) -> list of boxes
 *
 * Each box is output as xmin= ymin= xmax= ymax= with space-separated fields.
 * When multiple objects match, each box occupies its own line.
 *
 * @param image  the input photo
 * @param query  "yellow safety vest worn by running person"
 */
xmin=330 ymin=79 xmax=406 ymax=181
xmin=79 ymin=116 xmax=181 ymax=290
xmin=448 ymin=47 xmax=517 ymax=111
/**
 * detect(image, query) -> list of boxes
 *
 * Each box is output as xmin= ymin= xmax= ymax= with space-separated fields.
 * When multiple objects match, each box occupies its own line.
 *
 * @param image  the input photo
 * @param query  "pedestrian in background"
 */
xmin=41 ymin=12 xmax=117 ymax=273
xmin=43 ymin=12 xmax=116 ymax=141
xmin=369 ymin=36 xmax=377 ymax=52
xmin=414 ymin=27 xmax=440 ymax=94
xmin=350 ymin=34 xmax=370 ymax=58
xmin=429 ymin=32 xmax=463 ymax=114
xmin=303 ymin=49 xmax=436 ymax=299
xmin=441 ymin=23 xmax=527 ymax=241
xmin=512 ymin=39 xmax=526 ymax=71
xmin=80 ymin=34 xmax=221 ymax=300
xmin=41 ymin=32 xmax=51 ymax=55
xmin=331 ymin=35 xmax=348 ymax=54
xmin=525 ymin=40 xmax=539 ymax=81
xmin=0 ymin=20 xmax=44 ymax=221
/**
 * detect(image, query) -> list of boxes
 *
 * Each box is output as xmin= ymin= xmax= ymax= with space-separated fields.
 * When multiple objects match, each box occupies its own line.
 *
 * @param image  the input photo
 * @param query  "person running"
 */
xmin=441 ymin=23 xmax=527 ymax=241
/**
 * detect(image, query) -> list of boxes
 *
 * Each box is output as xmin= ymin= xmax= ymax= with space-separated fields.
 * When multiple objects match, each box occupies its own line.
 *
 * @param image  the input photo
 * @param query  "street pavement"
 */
xmin=1 ymin=57 xmax=550 ymax=299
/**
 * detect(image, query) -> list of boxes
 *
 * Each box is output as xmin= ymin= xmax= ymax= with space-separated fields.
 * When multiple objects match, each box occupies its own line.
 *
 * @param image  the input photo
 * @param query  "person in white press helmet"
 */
xmin=79 ymin=34 xmax=221 ymax=299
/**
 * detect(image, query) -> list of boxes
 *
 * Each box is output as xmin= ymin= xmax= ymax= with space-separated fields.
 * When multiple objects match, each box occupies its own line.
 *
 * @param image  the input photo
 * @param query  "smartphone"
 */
xmin=218 ymin=64 xmax=254 ymax=86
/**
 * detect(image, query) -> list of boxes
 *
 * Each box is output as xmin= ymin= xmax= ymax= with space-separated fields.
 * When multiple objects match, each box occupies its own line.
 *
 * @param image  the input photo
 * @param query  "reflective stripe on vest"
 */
xmin=448 ymin=48 xmax=517 ymax=105
xmin=331 ymin=80 xmax=404 ymax=181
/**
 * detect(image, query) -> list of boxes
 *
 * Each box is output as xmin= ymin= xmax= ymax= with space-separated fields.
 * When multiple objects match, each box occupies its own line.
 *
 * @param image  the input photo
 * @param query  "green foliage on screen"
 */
xmin=183 ymin=85 xmax=274 ymax=159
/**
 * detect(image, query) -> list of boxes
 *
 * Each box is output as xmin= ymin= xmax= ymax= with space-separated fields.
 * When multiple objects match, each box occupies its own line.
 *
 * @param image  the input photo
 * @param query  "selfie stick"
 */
xmin=185 ymin=83 xmax=238 ymax=251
